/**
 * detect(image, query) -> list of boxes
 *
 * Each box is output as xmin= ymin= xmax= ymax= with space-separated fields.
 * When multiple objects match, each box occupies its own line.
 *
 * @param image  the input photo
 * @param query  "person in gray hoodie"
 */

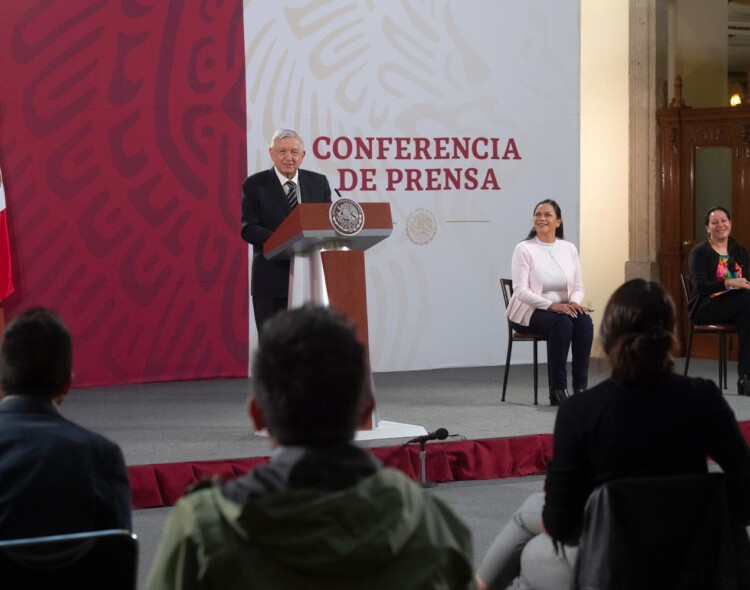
xmin=146 ymin=305 xmax=476 ymax=590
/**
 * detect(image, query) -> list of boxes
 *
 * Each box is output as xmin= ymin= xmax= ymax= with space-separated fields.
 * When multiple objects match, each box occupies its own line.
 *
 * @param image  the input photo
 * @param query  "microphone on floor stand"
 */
xmin=406 ymin=428 xmax=449 ymax=488
xmin=407 ymin=428 xmax=449 ymax=445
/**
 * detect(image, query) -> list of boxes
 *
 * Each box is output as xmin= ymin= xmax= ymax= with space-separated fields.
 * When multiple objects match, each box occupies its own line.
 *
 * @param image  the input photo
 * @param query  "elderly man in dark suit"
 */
xmin=0 ymin=307 xmax=131 ymax=540
xmin=241 ymin=128 xmax=332 ymax=331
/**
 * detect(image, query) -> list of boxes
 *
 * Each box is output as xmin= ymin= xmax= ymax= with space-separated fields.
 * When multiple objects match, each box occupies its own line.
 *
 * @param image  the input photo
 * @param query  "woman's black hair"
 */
xmin=704 ymin=206 xmax=731 ymax=226
xmin=525 ymin=199 xmax=565 ymax=240
xmin=599 ymin=279 xmax=677 ymax=383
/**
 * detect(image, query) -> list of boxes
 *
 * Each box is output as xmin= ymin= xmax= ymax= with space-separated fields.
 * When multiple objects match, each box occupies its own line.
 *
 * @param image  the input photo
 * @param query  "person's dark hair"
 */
xmin=599 ymin=279 xmax=677 ymax=383
xmin=252 ymin=305 xmax=367 ymax=445
xmin=0 ymin=307 xmax=72 ymax=397
xmin=525 ymin=199 xmax=565 ymax=240
xmin=704 ymin=205 xmax=731 ymax=227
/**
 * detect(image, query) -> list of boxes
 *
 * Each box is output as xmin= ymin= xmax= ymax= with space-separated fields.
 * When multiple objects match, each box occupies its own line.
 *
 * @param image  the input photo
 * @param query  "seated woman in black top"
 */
xmin=688 ymin=206 xmax=750 ymax=395
xmin=477 ymin=279 xmax=750 ymax=590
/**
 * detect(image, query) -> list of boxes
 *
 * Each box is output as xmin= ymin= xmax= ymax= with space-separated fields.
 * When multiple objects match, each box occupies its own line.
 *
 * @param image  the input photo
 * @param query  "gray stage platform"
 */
xmin=58 ymin=358 xmax=750 ymax=588
xmin=62 ymin=358 xmax=750 ymax=467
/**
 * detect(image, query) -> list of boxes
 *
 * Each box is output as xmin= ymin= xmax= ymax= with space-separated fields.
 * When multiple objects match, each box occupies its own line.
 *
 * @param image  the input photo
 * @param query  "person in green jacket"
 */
xmin=146 ymin=305 xmax=477 ymax=590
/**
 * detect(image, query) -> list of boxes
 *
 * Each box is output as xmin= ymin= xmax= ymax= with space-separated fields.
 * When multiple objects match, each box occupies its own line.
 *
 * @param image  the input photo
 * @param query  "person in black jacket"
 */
xmin=477 ymin=279 xmax=750 ymax=590
xmin=0 ymin=307 xmax=132 ymax=540
xmin=241 ymin=128 xmax=332 ymax=332
xmin=688 ymin=206 xmax=750 ymax=394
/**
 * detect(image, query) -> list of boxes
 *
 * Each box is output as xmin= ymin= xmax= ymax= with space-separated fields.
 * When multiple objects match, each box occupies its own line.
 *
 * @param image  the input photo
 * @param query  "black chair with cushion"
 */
xmin=0 ymin=529 xmax=138 ymax=589
xmin=500 ymin=278 xmax=547 ymax=405
xmin=680 ymin=272 xmax=737 ymax=389
xmin=572 ymin=473 xmax=750 ymax=590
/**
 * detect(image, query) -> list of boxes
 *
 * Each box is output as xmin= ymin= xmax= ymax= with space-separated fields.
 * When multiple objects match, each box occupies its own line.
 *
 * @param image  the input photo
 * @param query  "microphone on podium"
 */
xmin=407 ymin=427 xmax=449 ymax=445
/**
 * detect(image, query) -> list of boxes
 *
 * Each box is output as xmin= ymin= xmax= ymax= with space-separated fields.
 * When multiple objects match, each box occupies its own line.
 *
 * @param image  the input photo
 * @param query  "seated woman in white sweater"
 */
xmin=505 ymin=199 xmax=593 ymax=405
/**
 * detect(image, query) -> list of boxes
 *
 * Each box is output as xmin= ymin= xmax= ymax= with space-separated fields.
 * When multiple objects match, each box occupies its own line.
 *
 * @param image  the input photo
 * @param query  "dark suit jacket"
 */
xmin=0 ymin=396 xmax=132 ymax=540
xmin=241 ymin=167 xmax=332 ymax=297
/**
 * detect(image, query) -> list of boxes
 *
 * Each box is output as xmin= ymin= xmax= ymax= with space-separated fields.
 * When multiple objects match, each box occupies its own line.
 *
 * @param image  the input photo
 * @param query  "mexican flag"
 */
xmin=0 ymin=165 xmax=14 ymax=302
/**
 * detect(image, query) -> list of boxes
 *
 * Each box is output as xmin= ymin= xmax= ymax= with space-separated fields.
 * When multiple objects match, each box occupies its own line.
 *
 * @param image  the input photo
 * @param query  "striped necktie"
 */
xmin=285 ymin=180 xmax=297 ymax=209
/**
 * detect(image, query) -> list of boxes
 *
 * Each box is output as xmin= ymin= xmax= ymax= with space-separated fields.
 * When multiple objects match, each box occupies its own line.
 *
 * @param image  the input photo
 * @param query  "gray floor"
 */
xmin=58 ymin=358 xmax=750 ymax=589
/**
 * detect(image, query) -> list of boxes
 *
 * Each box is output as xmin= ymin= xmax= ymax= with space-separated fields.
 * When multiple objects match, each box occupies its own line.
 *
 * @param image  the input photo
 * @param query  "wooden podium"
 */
xmin=263 ymin=202 xmax=392 ymax=429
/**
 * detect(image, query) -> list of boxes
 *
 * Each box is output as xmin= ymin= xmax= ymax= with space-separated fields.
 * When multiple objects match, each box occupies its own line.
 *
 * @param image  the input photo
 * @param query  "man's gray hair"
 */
xmin=270 ymin=128 xmax=304 ymax=150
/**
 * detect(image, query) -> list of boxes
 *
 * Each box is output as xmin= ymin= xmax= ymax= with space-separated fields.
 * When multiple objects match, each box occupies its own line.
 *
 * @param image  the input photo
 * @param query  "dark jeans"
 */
xmin=512 ymin=309 xmax=594 ymax=392
xmin=693 ymin=290 xmax=750 ymax=376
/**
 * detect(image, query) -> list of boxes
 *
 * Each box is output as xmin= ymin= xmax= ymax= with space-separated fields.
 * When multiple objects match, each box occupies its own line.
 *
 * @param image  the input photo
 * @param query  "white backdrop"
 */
xmin=244 ymin=0 xmax=580 ymax=371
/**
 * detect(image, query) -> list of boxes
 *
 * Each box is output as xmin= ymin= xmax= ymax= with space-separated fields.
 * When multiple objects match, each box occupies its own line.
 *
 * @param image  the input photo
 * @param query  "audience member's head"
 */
xmin=0 ymin=307 xmax=72 ymax=399
xmin=250 ymin=305 xmax=371 ymax=446
xmin=599 ymin=279 xmax=677 ymax=383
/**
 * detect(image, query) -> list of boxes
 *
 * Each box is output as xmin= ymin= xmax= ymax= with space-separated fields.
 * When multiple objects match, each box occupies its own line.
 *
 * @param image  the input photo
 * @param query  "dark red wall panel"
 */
xmin=0 ymin=0 xmax=249 ymax=386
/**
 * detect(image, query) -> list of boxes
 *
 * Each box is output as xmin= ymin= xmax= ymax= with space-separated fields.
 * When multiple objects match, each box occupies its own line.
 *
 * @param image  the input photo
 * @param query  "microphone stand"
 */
xmin=419 ymin=440 xmax=437 ymax=489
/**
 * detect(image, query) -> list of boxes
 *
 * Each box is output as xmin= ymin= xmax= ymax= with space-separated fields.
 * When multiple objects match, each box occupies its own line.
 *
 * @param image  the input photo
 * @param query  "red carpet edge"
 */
xmin=128 ymin=421 xmax=750 ymax=509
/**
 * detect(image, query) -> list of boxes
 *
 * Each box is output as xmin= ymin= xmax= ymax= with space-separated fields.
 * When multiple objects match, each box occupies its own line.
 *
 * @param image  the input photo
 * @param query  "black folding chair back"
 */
xmin=0 ymin=529 xmax=138 ymax=590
